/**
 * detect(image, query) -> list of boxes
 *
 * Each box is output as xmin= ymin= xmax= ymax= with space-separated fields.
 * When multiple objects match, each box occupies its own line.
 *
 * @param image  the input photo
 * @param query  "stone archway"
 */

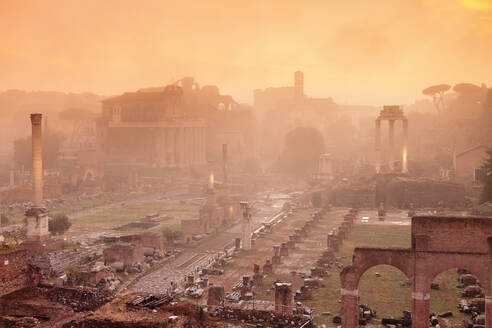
xmin=340 ymin=216 xmax=492 ymax=328
xmin=340 ymin=248 xmax=414 ymax=328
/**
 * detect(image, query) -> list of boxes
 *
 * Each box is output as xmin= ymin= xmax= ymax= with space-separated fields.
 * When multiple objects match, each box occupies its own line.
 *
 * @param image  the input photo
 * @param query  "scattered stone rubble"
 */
xmin=208 ymin=307 xmax=311 ymax=328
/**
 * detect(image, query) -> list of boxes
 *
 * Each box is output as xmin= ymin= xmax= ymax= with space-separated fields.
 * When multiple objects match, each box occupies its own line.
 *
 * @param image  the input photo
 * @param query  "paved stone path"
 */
xmin=131 ymin=196 xmax=286 ymax=293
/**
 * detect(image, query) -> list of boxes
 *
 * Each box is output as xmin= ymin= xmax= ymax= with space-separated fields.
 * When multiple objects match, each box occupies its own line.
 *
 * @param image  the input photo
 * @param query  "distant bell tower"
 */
xmin=294 ymin=71 xmax=304 ymax=99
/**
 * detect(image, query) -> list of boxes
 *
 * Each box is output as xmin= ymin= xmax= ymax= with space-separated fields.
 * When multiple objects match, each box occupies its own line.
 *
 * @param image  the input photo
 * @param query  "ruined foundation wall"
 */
xmin=0 ymin=250 xmax=38 ymax=297
xmin=32 ymin=248 xmax=99 ymax=279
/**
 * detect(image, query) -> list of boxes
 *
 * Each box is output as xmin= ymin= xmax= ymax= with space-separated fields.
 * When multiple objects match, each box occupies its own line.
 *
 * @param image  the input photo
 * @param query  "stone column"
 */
xmin=179 ymin=127 xmax=185 ymax=167
xmin=171 ymin=128 xmax=177 ymax=167
xmin=31 ymin=113 xmax=43 ymax=207
xmin=274 ymin=283 xmax=293 ymax=315
xmin=388 ymin=119 xmax=395 ymax=171
xmin=375 ymin=119 xmax=381 ymax=173
xmin=402 ymin=119 xmax=408 ymax=173
xmin=167 ymin=128 xmax=172 ymax=167
xmin=183 ymin=127 xmax=188 ymax=167
xmin=194 ymin=127 xmax=198 ymax=164
xmin=202 ymin=127 xmax=207 ymax=164
xmin=195 ymin=127 xmax=200 ymax=164
xmin=241 ymin=203 xmax=251 ymax=250
xmin=160 ymin=128 xmax=166 ymax=168
xmin=26 ymin=113 xmax=49 ymax=241
xmin=190 ymin=127 xmax=195 ymax=164
xmin=188 ymin=127 xmax=192 ymax=165
xmin=222 ymin=144 xmax=228 ymax=185
xmin=198 ymin=127 xmax=202 ymax=164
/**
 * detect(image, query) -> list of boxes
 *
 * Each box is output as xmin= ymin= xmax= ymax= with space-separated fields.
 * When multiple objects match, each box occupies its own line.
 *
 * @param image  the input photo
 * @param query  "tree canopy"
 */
xmin=48 ymin=214 xmax=72 ymax=235
xmin=276 ymin=127 xmax=326 ymax=177
xmin=14 ymin=132 xmax=61 ymax=169
xmin=58 ymin=107 xmax=97 ymax=121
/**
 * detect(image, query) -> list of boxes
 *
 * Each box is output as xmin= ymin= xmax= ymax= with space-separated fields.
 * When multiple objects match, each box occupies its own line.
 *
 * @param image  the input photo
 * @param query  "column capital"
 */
xmin=30 ymin=113 xmax=42 ymax=125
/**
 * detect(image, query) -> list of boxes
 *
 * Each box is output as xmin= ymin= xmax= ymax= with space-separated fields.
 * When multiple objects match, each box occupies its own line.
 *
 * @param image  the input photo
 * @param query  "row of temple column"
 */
xmin=375 ymin=118 xmax=408 ymax=173
xmin=156 ymin=126 xmax=206 ymax=168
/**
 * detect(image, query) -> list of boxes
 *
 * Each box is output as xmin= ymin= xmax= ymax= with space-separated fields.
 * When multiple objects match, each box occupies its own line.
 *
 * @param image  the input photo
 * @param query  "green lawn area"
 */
xmin=51 ymin=193 xmax=132 ymax=216
xmin=70 ymin=201 xmax=198 ymax=232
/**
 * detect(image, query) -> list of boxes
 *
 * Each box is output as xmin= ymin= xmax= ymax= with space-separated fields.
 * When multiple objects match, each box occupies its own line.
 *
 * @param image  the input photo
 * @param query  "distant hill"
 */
xmin=0 ymin=89 xmax=106 ymax=119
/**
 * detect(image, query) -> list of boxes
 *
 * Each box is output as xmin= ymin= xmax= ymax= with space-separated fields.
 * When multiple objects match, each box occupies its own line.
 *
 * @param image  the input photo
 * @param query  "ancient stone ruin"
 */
xmin=340 ymin=216 xmax=492 ymax=328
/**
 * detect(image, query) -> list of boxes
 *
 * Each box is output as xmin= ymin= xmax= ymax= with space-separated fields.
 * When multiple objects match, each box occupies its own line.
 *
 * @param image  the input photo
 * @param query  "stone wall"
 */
xmin=32 ymin=248 xmax=99 ymax=279
xmin=103 ymin=242 xmax=144 ymax=268
xmin=412 ymin=216 xmax=492 ymax=254
xmin=0 ymin=249 xmax=40 ymax=297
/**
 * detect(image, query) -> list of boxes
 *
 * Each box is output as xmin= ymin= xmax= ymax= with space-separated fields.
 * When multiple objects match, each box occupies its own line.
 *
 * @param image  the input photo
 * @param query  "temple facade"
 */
xmin=98 ymin=85 xmax=207 ymax=169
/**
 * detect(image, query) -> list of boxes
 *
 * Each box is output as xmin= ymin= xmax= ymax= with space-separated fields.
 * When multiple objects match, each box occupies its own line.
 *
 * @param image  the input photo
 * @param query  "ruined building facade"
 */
xmin=99 ymin=86 xmax=207 ymax=169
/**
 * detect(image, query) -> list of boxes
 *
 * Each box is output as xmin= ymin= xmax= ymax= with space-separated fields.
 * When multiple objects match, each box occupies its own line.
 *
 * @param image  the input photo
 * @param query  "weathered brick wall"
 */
xmin=140 ymin=233 xmax=165 ymax=252
xmin=103 ymin=243 xmax=144 ymax=268
xmin=0 ymin=249 xmax=33 ymax=296
xmin=412 ymin=216 xmax=492 ymax=254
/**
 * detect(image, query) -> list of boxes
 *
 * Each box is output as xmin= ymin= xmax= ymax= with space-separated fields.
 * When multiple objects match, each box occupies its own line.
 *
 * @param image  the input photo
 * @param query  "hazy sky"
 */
xmin=1 ymin=0 xmax=492 ymax=105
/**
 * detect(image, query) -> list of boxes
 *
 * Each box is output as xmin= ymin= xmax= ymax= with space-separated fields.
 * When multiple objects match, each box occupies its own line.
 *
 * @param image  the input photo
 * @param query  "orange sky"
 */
xmin=1 ymin=0 xmax=491 ymax=105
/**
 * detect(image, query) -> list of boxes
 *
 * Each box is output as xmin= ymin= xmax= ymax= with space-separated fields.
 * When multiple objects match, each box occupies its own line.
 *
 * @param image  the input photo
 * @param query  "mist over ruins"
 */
xmin=1 ymin=1 xmax=492 ymax=328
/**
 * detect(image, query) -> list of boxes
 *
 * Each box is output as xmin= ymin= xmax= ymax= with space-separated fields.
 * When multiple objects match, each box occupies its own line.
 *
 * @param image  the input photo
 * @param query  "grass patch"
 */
xmin=71 ymin=201 xmax=198 ymax=231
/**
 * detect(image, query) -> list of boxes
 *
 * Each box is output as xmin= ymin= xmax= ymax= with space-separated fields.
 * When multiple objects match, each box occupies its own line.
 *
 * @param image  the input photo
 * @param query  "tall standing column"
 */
xmin=158 ymin=128 xmax=166 ymax=168
xmin=402 ymin=119 xmax=408 ymax=173
xmin=241 ymin=203 xmax=251 ymax=250
xmin=26 ymin=113 xmax=49 ymax=241
xmin=31 ymin=113 xmax=43 ymax=207
xmin=183 ymin=127 xmax=188 ymax=167
xmin=179 ymin=127 xmax=185 ymax=167
xmin=222 ymin=144 xmax=228 ymax=185
xmin=196 ymin=127 xmax=201 ymax=164
xmin=388 ymin=119 xmax=395 ymax=171
xmin=202 ymin=126 xmax=207 ymax=164
xmin=192 ymin=127 xmax=197 ymax=164
xmin=375 ymin=119 xmax=381 ymax=173
xmin=169 ymin=128 xmax=176 ymax=167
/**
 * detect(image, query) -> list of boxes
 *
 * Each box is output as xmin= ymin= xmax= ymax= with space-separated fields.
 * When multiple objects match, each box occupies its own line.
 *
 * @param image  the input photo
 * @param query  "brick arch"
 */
xmin=346 ymin=248 xmax=414 ymax=284
xmin=425 ymin=253 xmax=490 ymax=291
xmin=340 ymin=248 xmax=414 ymax=328
xmin=341 ymin=216 xmax=492 ymax=328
